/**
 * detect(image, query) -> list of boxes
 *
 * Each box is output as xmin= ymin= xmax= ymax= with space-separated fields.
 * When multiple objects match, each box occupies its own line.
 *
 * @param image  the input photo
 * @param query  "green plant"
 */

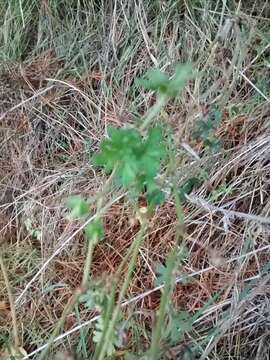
xmin=34 ymin=63 xmax=193 ymax=359
xmin=177 ymin=177 xmax=201 ymax=203
xmin=78 ymin=64 xmax=193 ymax=359
xmin=1 ymin=1 xmax=269 ymax=359
xmin=138 ymin=64 xmax=192 ymax=98
xmin=94 ymin=126 xmax=166 ymax=205
xmin=39 ymin=197 xmax=104 ymax=360
xmin=24 ymin=218 xmax=42 ymax=241
xmin=193 ymin=104 xmax=222 ymax=151
xmin=167 ymin=309 xmax=193 ymax=343
xmin=148 ymin=179 xmax=186 ymax=359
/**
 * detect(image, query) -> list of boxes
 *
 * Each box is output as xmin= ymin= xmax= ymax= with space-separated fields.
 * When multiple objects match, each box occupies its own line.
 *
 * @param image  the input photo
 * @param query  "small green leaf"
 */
xmin=182 ymin=346 xmax=195 ymax=360
xmin=93 ymin=316 xmax=121 ymax=356
xmin=204 ymin=137 xmax=222 ymax=152
xmin=155 ymin=263 xmax=169 ymax=286
xmin=24 ymin=218 xmax=42 ymax=240
xmin=42 ymin=283 xmax=67 ymax=295
xmin=94 ymin=126 xmax=165 ymax=202
xmin=79 ymin=287 xmax=109 ymax=311
xmin=177 ymin=246 xmax=190 ymax=262
xmin=168 ymin=311 xmax=192 ymax=342
xmin=66 ymin=196 xmax=89 ymax=219
xmin=119 ymin=160 xmax=138 ymax=186
xmin=138 ymin=68 xmax=169 ymax=93
xmin=146 ymin=189 xmax=165 ymax=206
xmin=84 ymin=219 xmax=104 ymax=243
xmin=167 ymin=63 xmax=193 ymax=97
xmin=178 ymin=177 xmax=201 ymax=202
xmin=193 ymin=104 xmax=222 ymax=152
xmin=138 ymin=64 xmax=193 ymax=97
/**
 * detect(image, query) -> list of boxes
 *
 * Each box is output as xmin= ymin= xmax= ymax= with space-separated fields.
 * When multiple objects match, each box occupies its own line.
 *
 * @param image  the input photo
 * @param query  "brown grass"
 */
xmin=1 ymin=1 xmax=270 ymax=359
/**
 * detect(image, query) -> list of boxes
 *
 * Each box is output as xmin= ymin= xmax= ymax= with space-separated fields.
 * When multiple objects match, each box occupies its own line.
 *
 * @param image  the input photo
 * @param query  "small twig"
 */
xmin=46 ymin=78 xmax=105 ymax=113
xmin=39 ymin=289 xmax=82 ymax=360
xmin=15 ymin=192 xmax=125 ymax=306
xmin=95 ymin=220 xmax=148 ymax=360
xmin=0 ymin=86 xmax=54 ymax=121
xmin=39 ymin=221 xmax=98 ymax=359
xmin=21 ymin=241 xmax=270 ymax=360
xmin=186 ymin=194 xmax=270 ymax=224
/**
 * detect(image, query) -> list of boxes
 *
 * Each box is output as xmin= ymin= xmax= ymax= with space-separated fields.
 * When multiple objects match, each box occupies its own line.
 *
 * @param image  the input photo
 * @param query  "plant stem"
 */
xmin=148 ymin=249 xmax=177 ymax=360
xmin=75 ymin=303 xmax=88 ymax=360
xmin=96 ymin=221 xmax=147 ymax=360
xmin=0 ymin=255 xmax=20 ymax=350
xmin=82 ymin=239 xmax=95 ymax=286
xmin=40 ymin=223 xmax=96 ymax=359
xmin=92 ymin=220 xmax=144 ymax=359
xmin=40 ymin=289 xmax=80 ymax=360
xmin=140 ymin=94 xmax=168 ymax=131
xmin=149 ymin=162 xmax=185 ymax=359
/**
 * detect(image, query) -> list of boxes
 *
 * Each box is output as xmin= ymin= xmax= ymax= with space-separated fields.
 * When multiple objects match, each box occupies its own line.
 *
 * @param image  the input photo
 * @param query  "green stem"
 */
xmin=92 ymin=284 xmax=117 ymax=359
xmin=92 ymin=226 xmax=141 ymax=359
xmin=40 ymin=226 xmax=96 ymax=359
xmin=148 ymin=250 xmax=177 ymax=360
xmin=40 ymin=289 xmax=81 ymax=360
xmin=149 ymin=159 xmax=185 ymax=359
xmin=75 ymin=304 xmax=88 ymax=360
xmin=140 ymin=94 xmax=168 ymax=131
xmin=96 ymin=221 xmax=147 ymax=360
xmin=82 ymin=239 xmax=95 ymax=286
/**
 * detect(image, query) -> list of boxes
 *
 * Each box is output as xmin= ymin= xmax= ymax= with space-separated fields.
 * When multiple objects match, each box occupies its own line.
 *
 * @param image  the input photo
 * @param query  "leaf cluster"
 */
xmin=94 ymin=126 xmax=166 ymax=204
xmin=193 ymin=105 xmax=222 ymax=151
xmin=177 ymin=177 xmax=201 ymax=203
xmin=138 ymin=64 xmax=192 ymax=97
xmin=65 ymin=196 xmax=104 ymax=243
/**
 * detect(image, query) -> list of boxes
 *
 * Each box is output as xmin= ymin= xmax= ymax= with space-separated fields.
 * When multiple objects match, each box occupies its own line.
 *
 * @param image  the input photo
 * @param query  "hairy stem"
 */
xmin=82 ymin=240 xmax=95 ymax=286
xmin=75 ymin=303 xmax=88 ymax=360
xmin=149 ymin=162 xmax=185 ymax=359
xmin=40 ymin=289 xmax=80 ymax=360
xmin=40 ymin=226 xmax=97 ymax=359
xmin=95 ymin=221 xmax=147 ymax=360
xmin=148 ymin=250 xmax=177 ymax=360
xmin=140 ymin=94 xmax=168 ymax=131
xmin=92 ymin=214 xmax=147 ymax=358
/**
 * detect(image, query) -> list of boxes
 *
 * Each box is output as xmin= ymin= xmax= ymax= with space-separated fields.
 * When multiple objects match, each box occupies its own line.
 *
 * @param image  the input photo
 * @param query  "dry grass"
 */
xmin=1 ymin=0 xmax=270 ymax=359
